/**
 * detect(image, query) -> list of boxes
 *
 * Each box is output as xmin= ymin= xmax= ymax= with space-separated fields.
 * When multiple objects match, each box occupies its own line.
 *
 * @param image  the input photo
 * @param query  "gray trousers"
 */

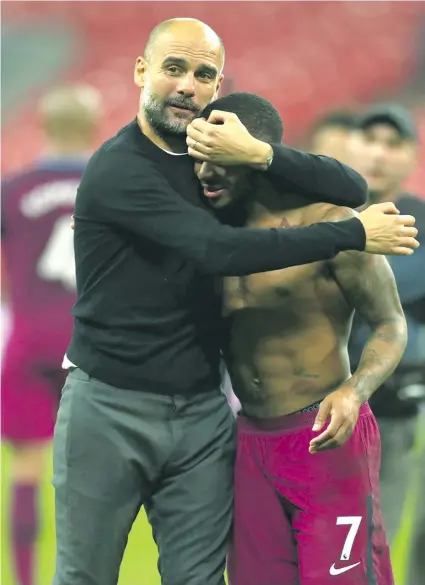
xmin=377 ymin=416 xmax=416 ymax=547
xmin=52 ymin=368 xmax=236 ymax=585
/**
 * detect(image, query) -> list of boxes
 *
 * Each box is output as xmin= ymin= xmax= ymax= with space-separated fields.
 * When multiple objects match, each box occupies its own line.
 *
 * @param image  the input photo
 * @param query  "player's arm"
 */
xmin=330 ymin=210 xmax=408 ymax=402
xmin=309 ymin=206 xmax=407 ymax=453
xmin=186 ymin=111 xmax=367 ymax=208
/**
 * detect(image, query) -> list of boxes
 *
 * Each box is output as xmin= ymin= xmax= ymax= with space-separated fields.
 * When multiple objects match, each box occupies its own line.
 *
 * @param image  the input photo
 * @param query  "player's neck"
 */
xmin=246 ymin=182 xmax=310 ymax=227
xmin=137 ymin=113 xmax=187 ymax=154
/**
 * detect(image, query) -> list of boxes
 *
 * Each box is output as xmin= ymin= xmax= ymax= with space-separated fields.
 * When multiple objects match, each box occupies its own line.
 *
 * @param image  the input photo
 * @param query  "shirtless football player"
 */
xmin=197 ymin=92 xmax=408 ymax=585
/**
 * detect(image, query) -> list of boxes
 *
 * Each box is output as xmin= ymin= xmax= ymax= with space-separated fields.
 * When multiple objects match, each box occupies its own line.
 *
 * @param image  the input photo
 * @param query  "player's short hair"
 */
xmin=202 ymin=92 xmax=283 ymax=144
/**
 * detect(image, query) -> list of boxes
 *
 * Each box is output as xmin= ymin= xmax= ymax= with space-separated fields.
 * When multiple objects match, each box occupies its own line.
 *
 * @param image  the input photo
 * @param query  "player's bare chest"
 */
xmin=225 ymin=207 xmax=330 ymax=312
xmin=224 ymin=264 xmax=322 ymax=311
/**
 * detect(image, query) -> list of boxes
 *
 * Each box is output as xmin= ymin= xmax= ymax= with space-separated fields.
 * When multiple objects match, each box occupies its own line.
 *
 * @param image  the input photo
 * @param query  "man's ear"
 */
xmin=134 ymin=57 xmax=148 ymax=89
xmin=214 ymin=73 xmax=224 ymax=100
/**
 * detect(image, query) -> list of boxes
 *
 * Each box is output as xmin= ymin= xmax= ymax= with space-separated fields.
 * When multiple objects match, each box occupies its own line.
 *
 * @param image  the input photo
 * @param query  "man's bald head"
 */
xmin=39 ymin=84 xmax=102 ymax=152
xmin=135 ymin=18 xmax=225 ymax=150
xmin=144 ymin=18 xmax=225 ymax=67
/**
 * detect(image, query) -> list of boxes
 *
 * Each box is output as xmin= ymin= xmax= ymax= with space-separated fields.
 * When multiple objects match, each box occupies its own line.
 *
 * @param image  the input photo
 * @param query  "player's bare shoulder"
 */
xmin=314 ymin=205 xmax=368 ymax=274
xmin=323 ymin=205 xmax=398 ymax=313
xmin=302 ymin=204 xmax=361 ymax=267
xmin=302 ymin=203 xmax=359 ymax=226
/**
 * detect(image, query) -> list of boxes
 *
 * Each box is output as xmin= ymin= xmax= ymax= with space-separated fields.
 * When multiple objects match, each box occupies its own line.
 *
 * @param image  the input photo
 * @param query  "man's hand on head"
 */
xmin=186 ymin=110 xmax=272 ymax=167
xmin=358 ymin=202 xmax=419 ymax=256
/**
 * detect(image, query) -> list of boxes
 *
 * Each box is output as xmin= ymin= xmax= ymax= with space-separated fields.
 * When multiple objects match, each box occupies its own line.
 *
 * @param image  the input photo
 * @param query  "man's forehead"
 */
xmin=156 ymin=35 xmax=223 ymax=67
xmin=363 ymin=122 xmax=410 ymax=142
xmin=316 ymin=126 xmax=349 ymax=141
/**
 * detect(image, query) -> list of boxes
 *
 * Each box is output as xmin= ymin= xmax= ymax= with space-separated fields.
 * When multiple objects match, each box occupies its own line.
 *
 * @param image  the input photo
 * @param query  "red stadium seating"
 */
xmin=2 ymin=1 xmax=424 ymax=196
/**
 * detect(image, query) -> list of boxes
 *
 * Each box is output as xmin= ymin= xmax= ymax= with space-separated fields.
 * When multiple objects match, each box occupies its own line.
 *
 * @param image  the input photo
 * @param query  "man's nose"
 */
xmin=176 ymin=73 xmax=196 ymax=96
xmin=198 ymin=162 xmax=214 ymax=180
xmin=370 ymin=143 xmax=387 ymax=161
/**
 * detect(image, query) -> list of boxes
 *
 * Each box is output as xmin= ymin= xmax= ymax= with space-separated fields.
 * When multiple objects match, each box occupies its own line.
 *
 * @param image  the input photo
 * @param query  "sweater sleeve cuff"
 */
xmin=339 ymin=217 xmax=366 ymax=252
xmin=267 ymin=143 xmax=291 ymax=175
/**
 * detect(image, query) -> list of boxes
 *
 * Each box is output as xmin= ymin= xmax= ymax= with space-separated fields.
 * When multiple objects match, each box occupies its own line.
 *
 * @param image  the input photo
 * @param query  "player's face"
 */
xmin=348 ymin=124 xmax=416 ymax=195
xmin=135 ymin=30 xmax=224 ymax=138
xmin=311 ymin=126 xmax=351 ymax=163
xmin=195 ymin=161 xmax=254 ymax=209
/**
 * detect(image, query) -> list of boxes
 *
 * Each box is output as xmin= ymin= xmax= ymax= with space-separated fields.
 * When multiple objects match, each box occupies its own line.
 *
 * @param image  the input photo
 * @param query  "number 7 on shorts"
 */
xmin=337 ymin=516 xmax=362 ymax=561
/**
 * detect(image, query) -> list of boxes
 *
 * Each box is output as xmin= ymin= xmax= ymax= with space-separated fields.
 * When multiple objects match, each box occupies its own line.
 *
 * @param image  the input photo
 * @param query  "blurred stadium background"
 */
xmin=1 ymin=2 xmax=425 ymax=585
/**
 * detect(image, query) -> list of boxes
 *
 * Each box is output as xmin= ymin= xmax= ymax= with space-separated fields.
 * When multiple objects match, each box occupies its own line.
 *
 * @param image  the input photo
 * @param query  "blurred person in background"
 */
xmin=347 ymin=104 xmax=425 ymax=553
xmin=1 ymin=84 xmax=101 ymax=585
xmin=308 ymin=109 xmax=358 ymax=163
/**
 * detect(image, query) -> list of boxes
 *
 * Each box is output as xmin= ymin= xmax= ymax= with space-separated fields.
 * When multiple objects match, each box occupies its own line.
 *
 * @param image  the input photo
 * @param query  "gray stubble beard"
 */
xmin=142 ymin=87 xmax=189 ymax=140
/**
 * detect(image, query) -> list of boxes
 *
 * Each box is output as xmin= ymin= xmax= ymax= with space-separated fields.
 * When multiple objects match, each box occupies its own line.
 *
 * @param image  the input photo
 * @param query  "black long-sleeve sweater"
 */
xmin=68 ymin=119 xmax=366 ymax=394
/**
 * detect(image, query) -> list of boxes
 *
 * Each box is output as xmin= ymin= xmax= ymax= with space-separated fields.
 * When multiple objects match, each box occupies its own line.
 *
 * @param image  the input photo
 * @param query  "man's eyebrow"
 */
xmin=197 ymin=64 xmax=219 ymax=78
xmin=162 ymin=57 xmax=218 ymax=77
xmin=162 ymin=56 xmax=188 ymax=68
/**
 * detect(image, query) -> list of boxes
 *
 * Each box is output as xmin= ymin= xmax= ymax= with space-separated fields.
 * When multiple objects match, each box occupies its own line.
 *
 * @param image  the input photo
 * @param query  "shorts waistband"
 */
xmin=238 ymin=401 xmax=372 ymax=434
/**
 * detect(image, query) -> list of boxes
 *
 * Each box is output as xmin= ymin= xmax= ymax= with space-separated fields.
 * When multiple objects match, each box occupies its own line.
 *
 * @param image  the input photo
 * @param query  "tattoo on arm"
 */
xmin=326 ymin=206 xmax=407 ymax=402
xmin=333 ymin=251 xmax=407 ymax=402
